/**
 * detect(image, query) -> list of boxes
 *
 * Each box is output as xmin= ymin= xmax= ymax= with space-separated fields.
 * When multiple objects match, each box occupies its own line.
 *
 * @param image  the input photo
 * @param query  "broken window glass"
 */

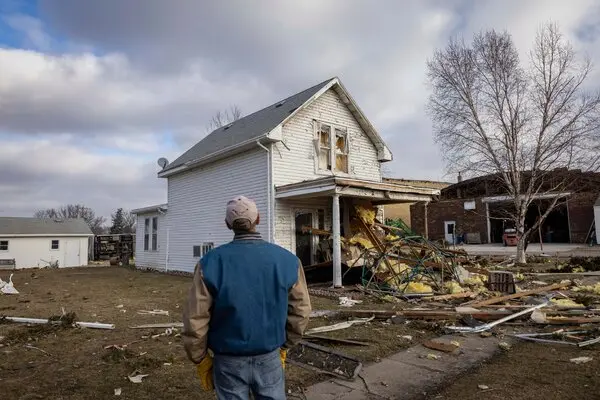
xmin=334 ymin=128 xmax=348 ymax=173
xmin=318 ymin=123 xmax=332 ymax=170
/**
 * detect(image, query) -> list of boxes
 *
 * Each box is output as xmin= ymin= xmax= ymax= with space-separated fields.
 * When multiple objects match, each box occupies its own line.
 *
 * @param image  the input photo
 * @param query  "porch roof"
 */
xmin=275 ymin=177 xmax=439 ymax=203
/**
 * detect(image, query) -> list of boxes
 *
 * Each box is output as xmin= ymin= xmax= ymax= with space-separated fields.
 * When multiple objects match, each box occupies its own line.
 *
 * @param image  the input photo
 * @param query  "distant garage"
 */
xmin=0 ymin=217 xmax=94 ymax=269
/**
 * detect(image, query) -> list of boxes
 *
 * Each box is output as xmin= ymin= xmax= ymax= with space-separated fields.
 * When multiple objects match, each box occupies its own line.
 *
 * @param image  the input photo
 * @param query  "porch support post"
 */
xmin=332 ymin=193 xmax=342 ymax=288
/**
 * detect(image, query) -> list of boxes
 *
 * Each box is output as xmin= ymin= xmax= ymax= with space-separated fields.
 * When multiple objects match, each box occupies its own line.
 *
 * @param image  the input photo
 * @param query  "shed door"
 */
xmin=444 ymin=221 xmax=456 ymax=245
xmin=64 ymin=240 xmax=81 ymax=267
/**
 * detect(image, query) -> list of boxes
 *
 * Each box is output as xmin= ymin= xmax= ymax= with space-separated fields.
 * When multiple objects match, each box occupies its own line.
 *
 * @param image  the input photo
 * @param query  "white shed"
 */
xmin=0 ymin=217 xmax=94 ymax=268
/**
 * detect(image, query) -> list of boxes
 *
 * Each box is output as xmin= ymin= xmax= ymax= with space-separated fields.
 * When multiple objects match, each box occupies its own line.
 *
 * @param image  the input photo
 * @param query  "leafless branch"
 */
xmin=427 ymin=22 xmax=600 ymax=262
xmin=205 ymin=104 xmax=242 ymax=133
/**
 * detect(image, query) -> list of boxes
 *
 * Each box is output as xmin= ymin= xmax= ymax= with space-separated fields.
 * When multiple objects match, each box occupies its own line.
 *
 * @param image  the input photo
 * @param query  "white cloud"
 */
xmin=0 ymin=0 xmax=599 ymax=220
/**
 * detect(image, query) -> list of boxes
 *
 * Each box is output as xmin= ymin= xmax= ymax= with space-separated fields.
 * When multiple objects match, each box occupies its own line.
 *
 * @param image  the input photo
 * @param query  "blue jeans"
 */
xmin=213 ymin=349 xmax=285 ymax=400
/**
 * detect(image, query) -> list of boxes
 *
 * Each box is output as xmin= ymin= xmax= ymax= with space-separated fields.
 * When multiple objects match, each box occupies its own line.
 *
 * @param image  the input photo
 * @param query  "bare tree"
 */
xmin=205 ymin=105 xmax=242 ymax=133
xmin=34 ymin=204 xmax=106 ymax=235
xmin=427 ymin=22 xmax=600 ymax=263
xmin=122 ymin=209 xmax=137 ymax=234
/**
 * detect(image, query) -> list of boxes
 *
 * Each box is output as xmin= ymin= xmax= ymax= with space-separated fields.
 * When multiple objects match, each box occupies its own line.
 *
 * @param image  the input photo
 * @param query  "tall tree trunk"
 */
xmin=516 ymin=213 xmax=527 ymax=264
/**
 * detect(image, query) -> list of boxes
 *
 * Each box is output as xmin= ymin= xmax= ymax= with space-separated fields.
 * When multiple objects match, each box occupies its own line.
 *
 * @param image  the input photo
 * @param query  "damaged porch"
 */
xmin=275 ymin=176 xmax=440 ymax=287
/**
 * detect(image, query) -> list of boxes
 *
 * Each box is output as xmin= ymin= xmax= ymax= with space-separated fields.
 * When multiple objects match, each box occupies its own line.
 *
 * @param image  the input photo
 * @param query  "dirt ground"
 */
xmin=432 ymin=341 xmax=600 ymax=400
xmin=0 ymin=266 xmax=439 ymax=400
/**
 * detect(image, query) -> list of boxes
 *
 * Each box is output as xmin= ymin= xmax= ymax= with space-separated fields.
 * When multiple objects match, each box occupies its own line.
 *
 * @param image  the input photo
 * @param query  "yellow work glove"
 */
xmin=196 ymin=354 xmax=214 ymax=391
xmin=279 ymin=348 xmax=287 ymax=370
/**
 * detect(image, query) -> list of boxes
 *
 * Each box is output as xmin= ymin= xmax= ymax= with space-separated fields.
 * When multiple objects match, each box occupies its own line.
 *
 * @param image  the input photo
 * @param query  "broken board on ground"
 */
xmin=287 ymin=340 xmax=362 ymax=381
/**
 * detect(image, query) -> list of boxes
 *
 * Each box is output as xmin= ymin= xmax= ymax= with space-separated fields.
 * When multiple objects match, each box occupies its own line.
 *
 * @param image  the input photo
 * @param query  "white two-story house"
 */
xmin=132 ymin=77 xmax=438 ymax=286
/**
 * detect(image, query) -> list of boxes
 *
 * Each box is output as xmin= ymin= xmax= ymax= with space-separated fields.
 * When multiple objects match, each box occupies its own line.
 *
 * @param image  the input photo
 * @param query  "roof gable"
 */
xmin=162 ymin=78 xmax=334 ymax=174
xmin=0 ymin=217 xmax=93 ymax=236
xmin=159 ymin=77 xmax=392 ymax=177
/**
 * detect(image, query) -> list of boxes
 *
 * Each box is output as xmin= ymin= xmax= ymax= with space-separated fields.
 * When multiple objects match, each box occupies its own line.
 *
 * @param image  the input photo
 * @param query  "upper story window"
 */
xmin=315 ymin=121 xmax=349 ymax=174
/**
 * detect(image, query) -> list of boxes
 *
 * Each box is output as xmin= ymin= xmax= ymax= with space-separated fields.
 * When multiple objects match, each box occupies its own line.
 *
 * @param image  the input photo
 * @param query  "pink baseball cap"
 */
xmin=225 ymin=195 xmax=258 ymax=225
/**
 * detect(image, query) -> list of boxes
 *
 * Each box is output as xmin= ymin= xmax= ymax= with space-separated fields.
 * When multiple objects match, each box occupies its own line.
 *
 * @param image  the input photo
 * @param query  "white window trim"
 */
xmin=143 ymin=217 xmax=150 ymax=252
xmin=50 ymin=239 xmax=60 ymax=251
xmin=313 ymin=120 xmax=351 ymax=176
xmin=194 ymin=242 xmax=214 ymax=259
xmin=0 ymin=240 xmax=8 ymax=252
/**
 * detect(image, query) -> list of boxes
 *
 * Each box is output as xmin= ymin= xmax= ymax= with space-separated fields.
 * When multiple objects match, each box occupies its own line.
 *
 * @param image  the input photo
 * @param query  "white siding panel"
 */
xmin=134 ymin=212 xmax=167 ymax=270
xmin=273 ymin=89 xmax=382 ymax=187
xmin=0 ymin=236 xmax=89 ymax=268
xmin=167 ymin=148 xmax=269 ymax=273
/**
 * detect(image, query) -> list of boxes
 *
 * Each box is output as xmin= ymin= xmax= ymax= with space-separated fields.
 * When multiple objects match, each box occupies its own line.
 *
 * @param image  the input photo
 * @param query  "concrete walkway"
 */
xmin=300 ymin=333 xmax=512 ymax=400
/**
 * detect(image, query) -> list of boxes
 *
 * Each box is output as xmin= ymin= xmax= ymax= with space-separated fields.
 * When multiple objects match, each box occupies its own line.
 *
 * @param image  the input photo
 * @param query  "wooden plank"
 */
xmin=304 ymin=335 xmax=370 ymax=347
xmin=423 ymin=292 xmax=475 ymax=302
xmin=470 ymin=282 xmax=571 ymax=307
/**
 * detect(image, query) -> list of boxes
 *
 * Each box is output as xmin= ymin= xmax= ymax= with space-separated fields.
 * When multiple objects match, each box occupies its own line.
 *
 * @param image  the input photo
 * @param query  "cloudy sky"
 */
xmin=1 ymin=0 xmax=599 ymax=220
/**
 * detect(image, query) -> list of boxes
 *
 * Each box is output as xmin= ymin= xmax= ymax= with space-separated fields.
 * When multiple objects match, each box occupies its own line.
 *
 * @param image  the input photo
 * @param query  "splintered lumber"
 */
xmin=129 ymin=322 xmax=184 ymax=329
xmin=304 ymin=335 xmax=369 ymax=347
xmin=333 ymin=308 xmax=514 ymax=321
xmin=4 ymin=316 xmax=114 ymax=330
xmin=470 ymin=282 xmax=571 ymax=307
xmin=423 ymin=292 xmax=475 ymax=301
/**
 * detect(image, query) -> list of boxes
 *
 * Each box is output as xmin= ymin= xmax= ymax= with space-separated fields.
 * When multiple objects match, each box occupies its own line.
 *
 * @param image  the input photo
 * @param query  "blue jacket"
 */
xmin=200 ymin=237 xmax=301 ymax=356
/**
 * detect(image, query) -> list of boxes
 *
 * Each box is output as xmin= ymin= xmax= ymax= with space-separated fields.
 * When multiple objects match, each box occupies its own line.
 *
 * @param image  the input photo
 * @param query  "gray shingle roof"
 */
xmin=0 ymin=217 xmax=93 ymax=236
xmin=163 ymin=78 xmax=335 ymax=172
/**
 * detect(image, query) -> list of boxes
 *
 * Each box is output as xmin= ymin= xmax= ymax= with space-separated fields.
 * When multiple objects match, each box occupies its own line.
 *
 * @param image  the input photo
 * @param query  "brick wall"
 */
xmin=568 ymin=192 xmax=598 ymax=243
xmin=411 ymin=199 xmax=488 ymax=243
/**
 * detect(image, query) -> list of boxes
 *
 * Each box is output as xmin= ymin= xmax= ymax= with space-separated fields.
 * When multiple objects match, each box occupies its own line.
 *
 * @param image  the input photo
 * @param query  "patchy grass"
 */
xmin=0 ymin=266 xmax=438 ymax=399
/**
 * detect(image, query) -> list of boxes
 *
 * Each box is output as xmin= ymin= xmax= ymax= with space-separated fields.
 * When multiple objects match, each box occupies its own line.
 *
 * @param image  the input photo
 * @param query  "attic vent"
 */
xmin=223 ymin=123 xmax=233 ymax=130
xmin=275 ymin=100 xmax=286 ymax=108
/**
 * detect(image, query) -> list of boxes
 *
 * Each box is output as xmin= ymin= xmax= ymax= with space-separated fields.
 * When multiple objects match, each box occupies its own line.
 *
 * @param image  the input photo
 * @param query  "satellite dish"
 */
xmin=157 ymin=157 xmax=169 ymax=169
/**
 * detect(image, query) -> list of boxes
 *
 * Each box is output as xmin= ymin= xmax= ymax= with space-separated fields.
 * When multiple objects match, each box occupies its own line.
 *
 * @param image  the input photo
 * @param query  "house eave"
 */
xmin=0 ymin=233 xmax=95 ymax=238
xmin=158 ymin=133 xmax=280 ymax=178
xmin=481 ymin=192 xmax=572 ymax=203
xmin=131 ymin=204 xmax=169 ymax=215
xmin=275 ymin=177 xmax=438 ymax=202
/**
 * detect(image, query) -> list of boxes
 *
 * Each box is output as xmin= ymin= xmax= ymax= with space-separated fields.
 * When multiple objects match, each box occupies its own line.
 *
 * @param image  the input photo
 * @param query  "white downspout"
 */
xmin=165 ymin=227 xmax=169 ymax=272
xmin=256 ymin=140 xmax=272 ymax=242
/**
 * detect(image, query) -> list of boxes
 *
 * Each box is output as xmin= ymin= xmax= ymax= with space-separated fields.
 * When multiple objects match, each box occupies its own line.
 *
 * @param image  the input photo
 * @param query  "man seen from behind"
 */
xmin=182 ymin=195 xmax=312 ymax=399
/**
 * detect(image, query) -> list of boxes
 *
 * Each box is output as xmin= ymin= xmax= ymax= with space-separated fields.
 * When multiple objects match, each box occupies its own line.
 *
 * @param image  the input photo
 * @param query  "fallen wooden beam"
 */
xmin=4 ymin=316 xmax=114 ymax=330
xmin=423 ymin=292 xmax=475 ymax=302
xmin=469 ymin=282 xmax=571 ymax=307
xmin=304 ymin=335 xmax=370 ymax=347
xmin=129 ymin=322 xmax=184 ymax=329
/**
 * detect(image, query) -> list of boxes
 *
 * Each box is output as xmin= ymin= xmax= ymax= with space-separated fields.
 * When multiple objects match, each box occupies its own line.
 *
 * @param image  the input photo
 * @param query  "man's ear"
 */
xmin=255 ymin=214 xmax=260 ymax=226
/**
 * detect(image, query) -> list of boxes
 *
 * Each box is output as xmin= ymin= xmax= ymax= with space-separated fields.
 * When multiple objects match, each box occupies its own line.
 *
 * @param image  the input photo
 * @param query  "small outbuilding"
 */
xmin=0 ymin=217 xmax=94 ymax=269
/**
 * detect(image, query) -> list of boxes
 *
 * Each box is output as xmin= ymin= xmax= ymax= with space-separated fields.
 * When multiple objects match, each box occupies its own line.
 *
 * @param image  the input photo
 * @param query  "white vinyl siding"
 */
xmin=273 ymin=88 xmax=381 ymax=186
xmin=0 ymin=236 xmax=89 ymax=268
xmin=167 ymin=148 xmax=269 ymax=274
xmin=134 ymin=212 xmax=167 ymax=270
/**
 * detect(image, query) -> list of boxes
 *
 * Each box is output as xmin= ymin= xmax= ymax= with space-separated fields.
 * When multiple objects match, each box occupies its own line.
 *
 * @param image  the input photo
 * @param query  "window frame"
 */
xmin=201 ymin=242 xmax=214 ymax=256
xmin=314 ymin=120 xmax=350 ymax=175
xmin=50 ymin=239 xmax=60 ymax=251
xmin=0 ymin=240 xmax=8 ymax=252
xmin=193 ymin=242 xmax=215 ymax=259
xmin=151 ymin=216 xmax=158 ymax=251
xmin=144 ymin=218 xmax=150 ymax=251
